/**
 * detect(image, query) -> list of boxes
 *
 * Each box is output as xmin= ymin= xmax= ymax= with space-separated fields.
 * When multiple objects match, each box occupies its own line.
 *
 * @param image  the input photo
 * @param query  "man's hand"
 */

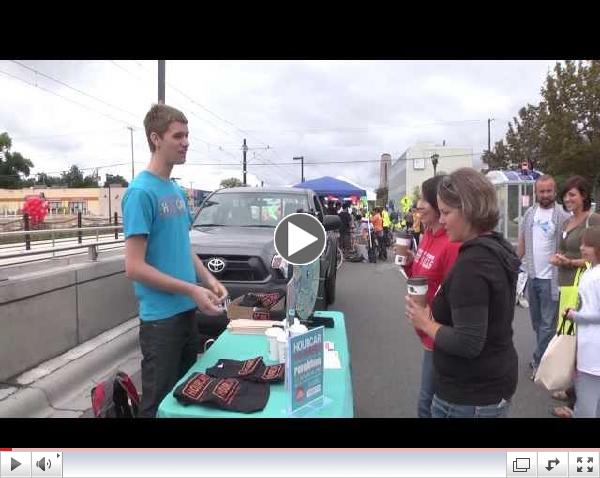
xmin=206 ymin=277 xmax=229 ymax=302
xmin=190 ymin=285 xmax=223 ymax=316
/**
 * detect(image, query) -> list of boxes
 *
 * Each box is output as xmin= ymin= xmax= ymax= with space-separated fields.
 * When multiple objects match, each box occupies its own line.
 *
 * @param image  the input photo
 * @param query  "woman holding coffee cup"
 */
xmin=394 ymin=175 xmax=461 ymax=418
xmin=406 ymin=168 xmax=520 ymax=418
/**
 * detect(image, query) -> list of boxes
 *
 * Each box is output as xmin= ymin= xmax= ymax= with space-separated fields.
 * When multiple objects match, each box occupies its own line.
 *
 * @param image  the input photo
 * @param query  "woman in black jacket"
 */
xmin=406 ymin=168 xmax=520 ymax=418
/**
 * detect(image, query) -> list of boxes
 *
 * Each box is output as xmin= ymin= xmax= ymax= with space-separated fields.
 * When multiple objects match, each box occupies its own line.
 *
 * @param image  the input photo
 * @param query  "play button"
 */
xmin=274 ymin=213 xmax=326 ymax=265
xmin=1 ymin=452 xmax=31 ymax=477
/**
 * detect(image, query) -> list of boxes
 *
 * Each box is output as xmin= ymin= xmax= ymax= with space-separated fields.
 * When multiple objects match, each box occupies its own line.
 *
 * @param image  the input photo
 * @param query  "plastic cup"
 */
xmin=265 ymin=327 xmax=282 ymax=361
xmin=277 ymin=335 xmax=288 ymax=363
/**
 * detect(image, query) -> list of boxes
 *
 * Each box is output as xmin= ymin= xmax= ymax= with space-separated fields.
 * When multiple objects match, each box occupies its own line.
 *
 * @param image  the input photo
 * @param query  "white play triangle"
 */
xmin=288 ymin=221 xmax=318 ymax=256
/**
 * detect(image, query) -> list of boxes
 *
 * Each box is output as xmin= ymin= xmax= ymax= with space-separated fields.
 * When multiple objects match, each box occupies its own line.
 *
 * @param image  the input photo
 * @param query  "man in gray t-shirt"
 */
xmin=518 ymin=175 xmax=570 ymax=379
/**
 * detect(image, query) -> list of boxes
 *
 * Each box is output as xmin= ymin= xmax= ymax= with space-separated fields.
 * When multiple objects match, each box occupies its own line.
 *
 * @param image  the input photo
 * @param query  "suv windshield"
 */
xmin=193 ymin=192 xmax=310 ymax=228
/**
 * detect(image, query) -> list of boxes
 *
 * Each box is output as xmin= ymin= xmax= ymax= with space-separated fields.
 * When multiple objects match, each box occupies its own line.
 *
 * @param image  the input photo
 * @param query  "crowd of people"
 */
xmin=399 ymin=169 xmax=600 ymax=418
xmin=332 ymin=201 xmax=423 ymax=264
xmin=518 ymin=174 xmax=600 ymax=418
xmin=333 ymin=167 xmax=600 ymax=419
xmin=326 ymin=168 xmax=600 ymax=418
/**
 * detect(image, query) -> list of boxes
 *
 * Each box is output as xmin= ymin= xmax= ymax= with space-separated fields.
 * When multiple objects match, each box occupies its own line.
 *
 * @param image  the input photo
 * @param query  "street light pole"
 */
xmin=242 ymin=139 xmax=248 ymax=186
xmin=487 ymin=118 xmax=495 ymax=152
xmin=293 ymin=156 xmax=305 ymax=182
xmin=431 ymin=153 xmax=439 ymax=177
xmin=127 ymin=126 xmax=135 ymax=181
xmin=107 ymin=182 xmax=112 ymax=220
xmin=158 ymin=61 xmax=165 ymax=104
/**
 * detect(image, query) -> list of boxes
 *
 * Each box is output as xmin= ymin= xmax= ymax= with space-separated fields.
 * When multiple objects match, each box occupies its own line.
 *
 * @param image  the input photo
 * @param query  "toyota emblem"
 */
xmin=207 ymin=257 xmax=226 ymax=273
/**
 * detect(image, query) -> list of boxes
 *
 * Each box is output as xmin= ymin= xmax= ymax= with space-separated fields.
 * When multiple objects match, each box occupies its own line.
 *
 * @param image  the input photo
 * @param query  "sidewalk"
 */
xmin=0 ymin=318 xmax=142 ymax=418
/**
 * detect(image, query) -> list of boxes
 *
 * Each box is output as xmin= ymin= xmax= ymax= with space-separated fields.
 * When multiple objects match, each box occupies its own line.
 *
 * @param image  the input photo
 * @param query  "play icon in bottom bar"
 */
xmin=11 ymin=458 xmax=21 ymax=472
xmin=0 ymin=452 xmax=31 ymax=477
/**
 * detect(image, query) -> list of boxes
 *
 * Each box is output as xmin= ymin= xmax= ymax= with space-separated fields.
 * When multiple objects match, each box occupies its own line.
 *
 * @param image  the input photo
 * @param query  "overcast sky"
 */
xmin=0 ymin=60 xmax=557 ymax=191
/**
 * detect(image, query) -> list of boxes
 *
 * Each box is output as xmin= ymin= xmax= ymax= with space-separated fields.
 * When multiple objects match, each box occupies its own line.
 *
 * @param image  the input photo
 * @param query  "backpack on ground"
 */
xmin=91 ymin=371 xmax=140 ymax=418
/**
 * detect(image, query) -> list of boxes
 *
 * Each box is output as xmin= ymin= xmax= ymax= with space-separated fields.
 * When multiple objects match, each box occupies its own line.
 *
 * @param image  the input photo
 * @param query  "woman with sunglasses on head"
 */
xmin=406 ymin=168 xmax=521 ymax=418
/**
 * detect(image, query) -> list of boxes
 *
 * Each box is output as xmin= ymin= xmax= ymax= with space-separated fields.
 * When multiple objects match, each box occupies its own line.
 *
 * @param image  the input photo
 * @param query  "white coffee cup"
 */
xmin=265 ymin=327 xmax=282 ymax=361
xmin=289 ymin=322 xmax=308 ymax=337
xmin=277 ymin=334 xmax=288 ymax=363
xmin=395 ymin=233 xmax=412 ymax=265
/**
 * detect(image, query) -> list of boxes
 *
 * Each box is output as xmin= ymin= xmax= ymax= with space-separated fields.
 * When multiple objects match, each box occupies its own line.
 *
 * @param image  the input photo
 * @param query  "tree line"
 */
xmin=0 ymin=132 xmax=129 ymax=189
xmin=483 ymin=60 xmax=600 ymax=203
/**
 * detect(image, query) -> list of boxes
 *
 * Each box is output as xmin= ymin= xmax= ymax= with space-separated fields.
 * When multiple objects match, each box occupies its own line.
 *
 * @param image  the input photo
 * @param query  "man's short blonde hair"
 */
xmin=438 ymin=167 xmax=500 ymax=233
xmin=143 ymin=104 xmax=188 ymax=152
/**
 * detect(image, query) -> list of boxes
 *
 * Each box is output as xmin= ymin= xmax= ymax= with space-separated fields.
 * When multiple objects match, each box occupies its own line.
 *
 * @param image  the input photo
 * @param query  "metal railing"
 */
xmin=0 ymin=225 xmax=125 ymax=267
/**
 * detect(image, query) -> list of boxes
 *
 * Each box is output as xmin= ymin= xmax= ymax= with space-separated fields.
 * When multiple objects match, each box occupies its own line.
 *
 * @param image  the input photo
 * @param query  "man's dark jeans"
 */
xmin=138 ymin=308 xmax=200 ymax=418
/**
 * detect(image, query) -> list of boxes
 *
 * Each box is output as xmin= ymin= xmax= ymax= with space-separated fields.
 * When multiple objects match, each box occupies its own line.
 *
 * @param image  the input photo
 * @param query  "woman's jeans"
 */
xmin=431 ymin=394 xmax=511 ymax=418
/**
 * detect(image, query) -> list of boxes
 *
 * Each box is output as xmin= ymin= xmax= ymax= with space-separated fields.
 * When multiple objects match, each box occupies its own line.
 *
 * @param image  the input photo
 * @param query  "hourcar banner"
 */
xmin=287 ymin=326 xmax=324 ymax=413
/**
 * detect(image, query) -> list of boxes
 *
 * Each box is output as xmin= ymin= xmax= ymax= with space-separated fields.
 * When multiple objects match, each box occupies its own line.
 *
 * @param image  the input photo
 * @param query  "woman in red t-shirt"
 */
xmin=395 ymin=175 xmax=461 ymax=418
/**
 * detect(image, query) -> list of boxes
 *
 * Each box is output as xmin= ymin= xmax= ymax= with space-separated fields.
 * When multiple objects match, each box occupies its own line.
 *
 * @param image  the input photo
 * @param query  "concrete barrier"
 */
xmin=0 ymin=254 xmax=137 ymax=382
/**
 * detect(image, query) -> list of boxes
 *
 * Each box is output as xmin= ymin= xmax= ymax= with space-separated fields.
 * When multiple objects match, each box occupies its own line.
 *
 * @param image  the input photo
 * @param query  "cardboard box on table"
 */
xmin=226 ymin=294 xmax=286 ymax=321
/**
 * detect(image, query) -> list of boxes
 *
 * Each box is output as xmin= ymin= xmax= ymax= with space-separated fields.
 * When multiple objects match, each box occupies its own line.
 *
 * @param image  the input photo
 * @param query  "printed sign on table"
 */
xmin=287 ymin=326 xmax=324 ymax=413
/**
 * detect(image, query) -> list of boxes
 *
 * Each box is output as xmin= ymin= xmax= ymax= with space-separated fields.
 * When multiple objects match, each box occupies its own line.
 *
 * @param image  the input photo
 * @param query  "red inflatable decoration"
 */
xmin=22 ymin=196 xmax=49 ymax=226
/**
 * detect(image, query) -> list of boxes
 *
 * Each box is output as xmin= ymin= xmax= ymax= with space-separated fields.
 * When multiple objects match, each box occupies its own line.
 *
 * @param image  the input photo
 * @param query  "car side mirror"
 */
xmin=323 ymin=214 xmax=341 ymax=231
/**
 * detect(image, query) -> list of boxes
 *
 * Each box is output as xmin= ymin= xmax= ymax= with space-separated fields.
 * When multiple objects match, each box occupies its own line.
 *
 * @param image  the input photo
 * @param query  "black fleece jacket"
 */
xmin=431 ymin=232 xmax=521 ymax=406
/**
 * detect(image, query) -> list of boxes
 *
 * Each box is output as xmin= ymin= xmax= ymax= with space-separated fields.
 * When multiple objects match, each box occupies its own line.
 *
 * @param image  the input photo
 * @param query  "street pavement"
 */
xmin=331 ymin=257 xmax=559 ymax=418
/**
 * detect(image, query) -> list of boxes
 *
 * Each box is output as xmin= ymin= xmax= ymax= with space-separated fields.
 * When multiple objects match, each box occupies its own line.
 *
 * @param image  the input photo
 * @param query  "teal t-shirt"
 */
xmin=123 ymin=171 xmax=197 ymax=321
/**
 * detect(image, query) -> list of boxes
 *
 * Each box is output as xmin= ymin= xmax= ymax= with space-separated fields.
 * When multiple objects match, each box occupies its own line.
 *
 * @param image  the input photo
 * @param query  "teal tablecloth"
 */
xmin=157 ymin=310 xmax=353 ymax=418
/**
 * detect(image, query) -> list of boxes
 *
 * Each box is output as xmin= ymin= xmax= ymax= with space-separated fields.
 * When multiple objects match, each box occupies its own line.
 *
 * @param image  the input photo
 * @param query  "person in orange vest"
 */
xmin=371 ymin=208 xmax=386 ymax=260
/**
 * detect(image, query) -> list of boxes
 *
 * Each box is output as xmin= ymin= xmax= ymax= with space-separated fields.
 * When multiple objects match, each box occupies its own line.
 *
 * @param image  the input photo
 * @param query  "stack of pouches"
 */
xmin=206 ymin=357 xmax=285 ymax=383
xmin=173 ymin=357 xmax=284 ymax=413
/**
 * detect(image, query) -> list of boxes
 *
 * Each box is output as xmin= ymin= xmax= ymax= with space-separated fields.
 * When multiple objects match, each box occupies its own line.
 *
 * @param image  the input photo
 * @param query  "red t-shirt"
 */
xmin=404 ymin=226 xmax=461 ymax=350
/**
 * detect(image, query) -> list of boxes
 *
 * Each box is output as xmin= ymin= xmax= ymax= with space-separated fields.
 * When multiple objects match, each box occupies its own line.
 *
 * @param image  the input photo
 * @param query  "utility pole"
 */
xmin=487 ymin=118 xmax=495 ymax=152
xmin=431 ymin=153 xmax=439 ymax=178
xmin=158 ymin=60 xmax=165 ymax=104
xmin=242 ymin=139 xmax=248 ymax=186
xmin=107 ymin=182 xmax=112 ymax=220
xmin=127 ymin=126 xmax=135 ymax=180
xmin=293 ymin=156 xmax=305 ymax=182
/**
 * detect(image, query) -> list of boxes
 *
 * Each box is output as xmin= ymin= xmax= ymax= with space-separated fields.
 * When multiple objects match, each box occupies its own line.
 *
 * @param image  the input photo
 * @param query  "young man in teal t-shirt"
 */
xmin=123 ymin=104 xmax=228 ymax=417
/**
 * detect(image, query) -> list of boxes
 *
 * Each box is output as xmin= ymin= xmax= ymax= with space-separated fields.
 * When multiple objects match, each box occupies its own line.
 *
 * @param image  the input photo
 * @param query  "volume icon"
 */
xmin=36 ymin=457 xmax=51 ymax=471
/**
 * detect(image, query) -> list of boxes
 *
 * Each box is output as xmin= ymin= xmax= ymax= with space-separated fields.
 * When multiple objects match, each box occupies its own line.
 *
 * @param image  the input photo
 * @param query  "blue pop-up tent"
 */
xmin=294 ymin=176 xmax=366 ymax=197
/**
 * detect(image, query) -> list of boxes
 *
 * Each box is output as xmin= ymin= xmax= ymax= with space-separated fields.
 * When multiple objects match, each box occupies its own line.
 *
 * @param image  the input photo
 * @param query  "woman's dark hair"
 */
xmin=561 ymin=175 xmax=592 ymax=212
xmin=421 ymin=175 xmax=446 ymax=215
